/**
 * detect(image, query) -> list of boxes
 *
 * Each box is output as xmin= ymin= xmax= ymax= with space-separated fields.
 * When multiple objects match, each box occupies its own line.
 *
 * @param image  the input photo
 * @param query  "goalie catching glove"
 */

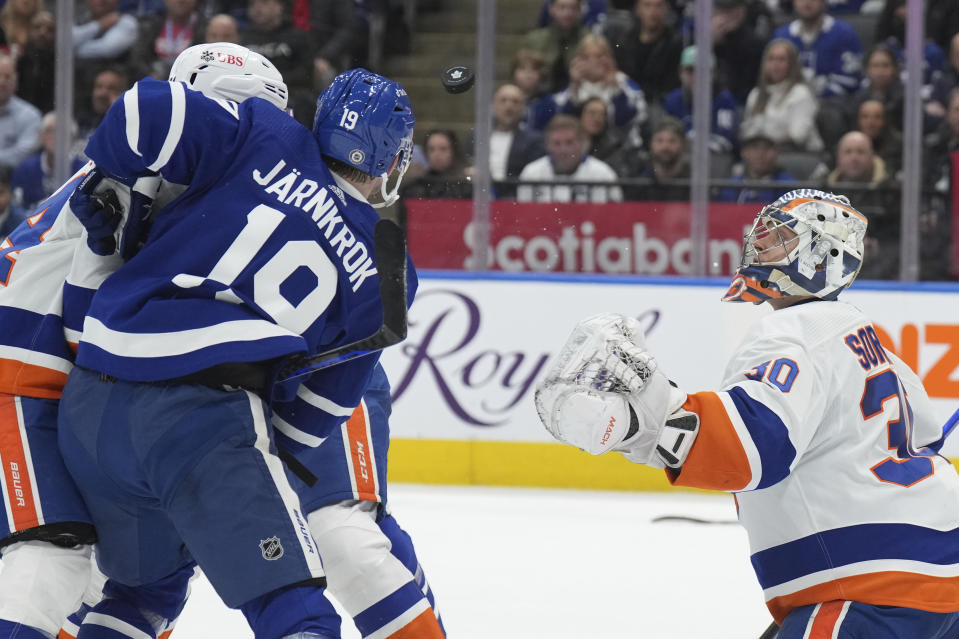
xmin=534 ymin=313 xmax=699 ymax=469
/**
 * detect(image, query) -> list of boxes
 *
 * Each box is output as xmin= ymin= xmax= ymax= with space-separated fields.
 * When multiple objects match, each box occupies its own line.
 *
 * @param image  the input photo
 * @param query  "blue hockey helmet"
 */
xmin=313 ymin=68 xmax=416 ymax=208
xmin=722 ymin=189 xmax=868 ymax=304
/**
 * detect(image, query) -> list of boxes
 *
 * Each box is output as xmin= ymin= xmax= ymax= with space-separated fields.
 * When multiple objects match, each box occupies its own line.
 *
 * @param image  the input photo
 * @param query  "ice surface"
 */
xmin=174 ymin=484 xmax=773 ymax=639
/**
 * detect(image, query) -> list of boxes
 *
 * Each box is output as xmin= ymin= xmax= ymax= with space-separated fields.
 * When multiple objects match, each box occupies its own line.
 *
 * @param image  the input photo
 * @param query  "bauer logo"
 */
xmin=259 ymin=536 xmax=284 ymax=561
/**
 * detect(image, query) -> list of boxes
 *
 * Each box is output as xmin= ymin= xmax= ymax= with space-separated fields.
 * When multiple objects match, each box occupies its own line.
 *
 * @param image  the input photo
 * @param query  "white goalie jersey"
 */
xmin=667 ymin=300 xmax=959 ymax=623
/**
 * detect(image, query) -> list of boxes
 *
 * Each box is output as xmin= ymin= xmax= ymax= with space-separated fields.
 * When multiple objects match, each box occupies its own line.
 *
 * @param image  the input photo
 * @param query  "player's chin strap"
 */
xmin=371 ymin=170 xmax=402 ymax=209
xmin=371 ymin=141 xmax=412 ymax=209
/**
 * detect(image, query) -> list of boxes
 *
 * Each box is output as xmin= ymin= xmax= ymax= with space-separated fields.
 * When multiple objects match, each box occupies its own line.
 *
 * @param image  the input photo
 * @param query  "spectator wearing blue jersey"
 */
xmin=11 ymin=113 xmax=85 ymax=211
xmin=663 ymin=45 xmax=739 ymax=154
xmin=522 ymin=0 xmax=591 ymax=93
xmin=529 ymin=33 xmax=648 ymax=137
xmin=0 ymin=54 xmax=41 ymax=170
xmin=602 ymin=0 xmax=682 ymax=107
xmin=741 ymin=39 xmax=825 ymax=152
xmin=718 ymin=132 xmax=795 ymax=203
xmin=773 ymin=0 xmax=862 ymax=98
xmin=0 ymin=166 xmax=25 ymax=238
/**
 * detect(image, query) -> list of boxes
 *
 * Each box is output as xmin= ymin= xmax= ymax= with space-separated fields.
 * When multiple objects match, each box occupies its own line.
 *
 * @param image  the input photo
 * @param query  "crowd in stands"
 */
xmin=0 ymin=0 xmax=956 ymax=279
xmin=0 ymin=0 xmax=379 ymax=238
xmin=398 ymin=0 xmax=959 ymax=280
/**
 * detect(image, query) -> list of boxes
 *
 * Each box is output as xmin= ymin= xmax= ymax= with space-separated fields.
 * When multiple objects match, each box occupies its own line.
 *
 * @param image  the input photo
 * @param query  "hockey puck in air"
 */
xmin=441 ymin=66 xmax=475 ymax=94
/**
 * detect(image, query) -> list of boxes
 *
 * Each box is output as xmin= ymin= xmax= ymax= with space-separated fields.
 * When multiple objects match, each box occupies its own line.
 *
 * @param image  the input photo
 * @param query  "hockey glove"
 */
xmin=70 ymin=169 xmax=122 ymax=256
xmin=535 ymin=313 xmax=699 ymax=469
xmin=70 ymin=169 xmax=160 ymax=259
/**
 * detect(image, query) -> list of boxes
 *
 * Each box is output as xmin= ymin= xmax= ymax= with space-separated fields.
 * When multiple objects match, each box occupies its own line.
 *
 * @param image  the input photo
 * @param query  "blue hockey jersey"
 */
xmin=76 ymin=79 xmax=393 ymax=399
xmin=773 ymin=16 xmax=862 ymax=98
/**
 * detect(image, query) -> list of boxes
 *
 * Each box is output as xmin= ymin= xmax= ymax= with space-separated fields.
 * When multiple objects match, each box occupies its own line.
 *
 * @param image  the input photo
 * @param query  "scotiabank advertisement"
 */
xmin=405 ymin=199 xmax=758 ymax=275
xmin=380 ymin=274 xmax=959 ymax=457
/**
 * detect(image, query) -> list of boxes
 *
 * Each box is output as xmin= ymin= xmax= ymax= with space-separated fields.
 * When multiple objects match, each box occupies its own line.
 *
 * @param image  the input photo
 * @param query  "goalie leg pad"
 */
xmin=0 ymin=541 xmax=91 ymax=635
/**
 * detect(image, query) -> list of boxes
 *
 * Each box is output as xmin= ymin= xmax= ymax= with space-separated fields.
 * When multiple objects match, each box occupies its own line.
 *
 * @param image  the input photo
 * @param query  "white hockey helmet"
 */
xmin=169 ymin=43 xmax=289 ymax=110
xmin=722 ymin=189 xmax=868 ymax=304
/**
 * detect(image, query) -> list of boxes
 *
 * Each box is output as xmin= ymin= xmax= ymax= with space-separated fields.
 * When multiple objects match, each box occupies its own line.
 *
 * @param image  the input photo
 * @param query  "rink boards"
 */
xmin=380 ymin=273 xmax=959 ymax=491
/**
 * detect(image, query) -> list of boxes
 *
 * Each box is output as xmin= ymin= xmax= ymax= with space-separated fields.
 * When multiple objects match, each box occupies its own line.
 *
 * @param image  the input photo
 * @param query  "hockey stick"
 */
xmin=757 ymin=621 xmax=778 ymax=638
xmin=651 ymin=515 xmax=739 ymax=525
xmin=277 ymin=217 xmax=408 ymax=383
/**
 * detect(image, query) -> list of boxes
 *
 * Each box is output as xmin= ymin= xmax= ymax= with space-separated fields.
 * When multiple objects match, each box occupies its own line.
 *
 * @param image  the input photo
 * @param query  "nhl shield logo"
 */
xmin=259 ymin=536 xmax=284 ymax=561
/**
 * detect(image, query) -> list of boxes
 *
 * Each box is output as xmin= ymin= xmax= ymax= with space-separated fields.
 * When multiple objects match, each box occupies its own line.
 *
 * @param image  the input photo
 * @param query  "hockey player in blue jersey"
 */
xmin=0 ymin=44 xmax=440 ymax=638
xmin=56 ymin=61 xmax=416 ymax=637
xmin=535 ymin=189 xmax=959 ymax=637
xmin=0 ymin=44 xmax=295 ymax=639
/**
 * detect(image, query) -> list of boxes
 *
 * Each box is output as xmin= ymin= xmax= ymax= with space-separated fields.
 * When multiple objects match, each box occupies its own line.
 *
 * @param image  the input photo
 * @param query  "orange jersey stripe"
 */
xmin=0 ymin=358 xmax=67 ymax=399
xmin=766 ymin=571 xmax=959 ymax=624
xmin=345 ymin=402 xmax=378 ymax=501
xmin=667 ymin=391 xmax=752 ymax=491
xmin=0 ymin=395 xmax=40 ymax=531
xmin=808 ymin=601 xmax=846 ymax=639
xmin=385 ymin=608 xmax=445 ymax=639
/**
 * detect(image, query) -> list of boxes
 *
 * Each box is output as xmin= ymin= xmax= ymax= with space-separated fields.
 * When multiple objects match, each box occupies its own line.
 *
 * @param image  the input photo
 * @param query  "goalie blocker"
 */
xmin=534 ymin=313 xmax=699 ymax=469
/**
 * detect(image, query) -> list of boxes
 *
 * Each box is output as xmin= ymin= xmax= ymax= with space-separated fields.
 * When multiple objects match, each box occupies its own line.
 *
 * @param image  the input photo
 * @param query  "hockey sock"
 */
xmin=240 ymin=583 xmax=341 ymax=639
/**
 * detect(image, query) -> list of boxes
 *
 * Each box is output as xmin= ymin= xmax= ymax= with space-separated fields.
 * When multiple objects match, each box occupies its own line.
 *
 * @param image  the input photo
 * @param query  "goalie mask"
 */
xmin=169 ymin=43 xmax=289 ymax=111
xmin=312 ymin=68 xmax=416 ymax=209
xmin=722 ymin=189 xmax=868 ymax=304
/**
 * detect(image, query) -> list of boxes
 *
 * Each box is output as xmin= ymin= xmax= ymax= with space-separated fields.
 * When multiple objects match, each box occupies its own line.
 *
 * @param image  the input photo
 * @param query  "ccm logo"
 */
xmin=215 ymin=52 xmax=244 ymax=67
xmin=600 ymin=416 xmax=616 ymax=446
